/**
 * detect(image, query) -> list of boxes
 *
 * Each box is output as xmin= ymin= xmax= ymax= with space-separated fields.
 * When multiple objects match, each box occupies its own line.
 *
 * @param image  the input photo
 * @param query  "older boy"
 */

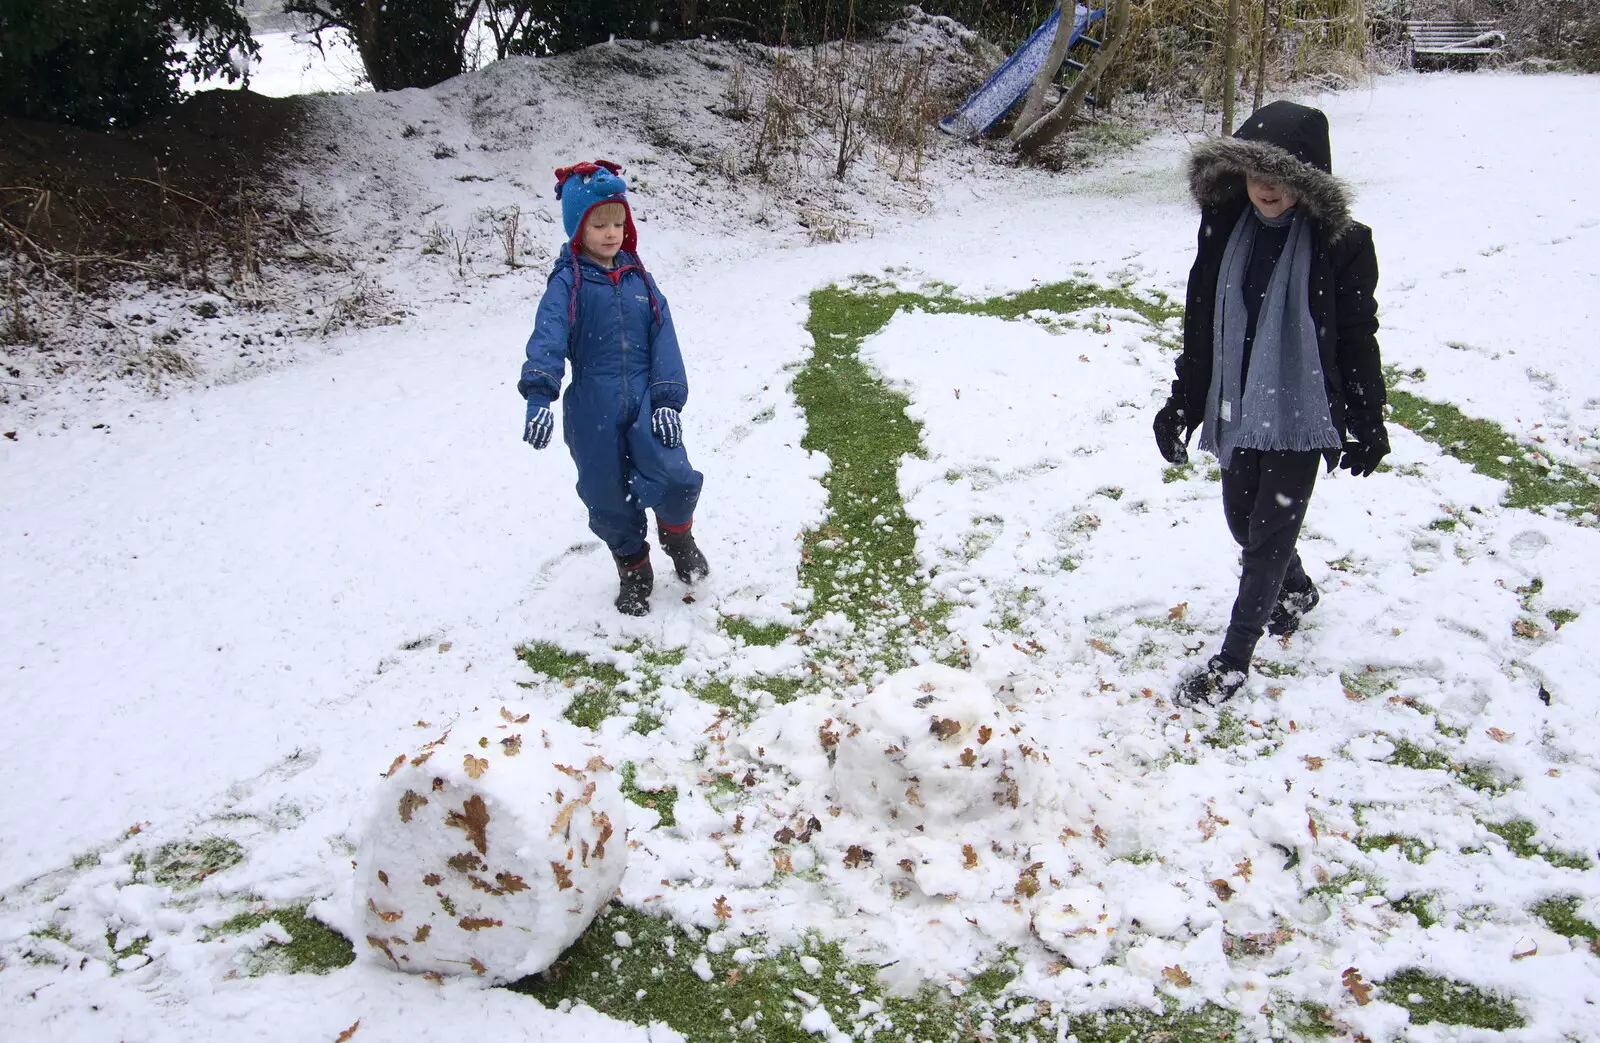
xmin=1153 ymin=101 xmax=1389 ymax=706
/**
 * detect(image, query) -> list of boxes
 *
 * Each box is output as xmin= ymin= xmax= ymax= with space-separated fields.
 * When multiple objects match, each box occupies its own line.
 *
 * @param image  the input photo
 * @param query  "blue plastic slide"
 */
xmin=940 ymin=4 xmax=1106 ymax=139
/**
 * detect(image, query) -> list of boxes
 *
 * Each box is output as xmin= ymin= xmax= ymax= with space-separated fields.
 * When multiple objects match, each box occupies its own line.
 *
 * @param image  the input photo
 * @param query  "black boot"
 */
xmin=657 ymin=522 xmax=710 ymax=585
xmin=1267 ymin=577 xmax=1320 ymax=637
xmin=615 ymin=547 xmax=653 ymax=616
xmin=1176 ymin=654 xmax=1248 ymax=708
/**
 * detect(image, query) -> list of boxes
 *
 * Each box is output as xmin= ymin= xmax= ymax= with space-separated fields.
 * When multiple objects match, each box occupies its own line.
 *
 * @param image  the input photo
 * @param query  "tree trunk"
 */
xmin=1253 ymin=0 xmax=1271 ymax=113
xmin=1011 ymin=0 xmax=1076 ymax=141
xmin=1222 ymin=0 xmax=1242 ymax=135
xmin=1014 ymin=0 xmax=1133 ymax=156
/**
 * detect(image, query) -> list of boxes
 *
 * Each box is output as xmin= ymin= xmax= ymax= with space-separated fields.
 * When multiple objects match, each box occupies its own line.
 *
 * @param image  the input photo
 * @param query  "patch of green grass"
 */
xmin=1162 ymin=461 xmax=1195 ymax=484
xmin=1377 ymin=968 xmax=1524 ymax=1030
xmin=1393 ymin=892 xmax=1439 ymax=929
xmin=1531 ymin=895 xmax=1600 ymax=944
xmin=1482 ymin=819 xmax=1593 ymax=869
xmin=796 ymin=275 xmax=1181 ymax=671
xmin=1548 ymin=607 xmax=1580 ymax=629
xmin=517 ymin=641 xmax=626 ymax=685
xmin=620 ymin=762 xmax=677 ymax=829
xmin=106 ymin=927 xmax=151 ymax=967
xmin=1304 ymin=870 xmax=1384 ymax=902
xmin=692 ymin=679 xmax=742 ymax=712
xmin=510 ymin=905 xmax=925 ymax=1042
xmin=1386 ymin=737 xmax=1452 ymax=773
xmin=1340 ymin=668 xmax=1397 ymax=701
xmin=71 ymin=851 xmax=100 ymax=870
xmin=1281 ymin=1001 xmax=1340 ymax=1039
xmin=1356 ymin=833 xmax=1432 ymax=864
xmin=749 ymin=675 xmax=804 ymax=704
xmin=148 ymin=837 xmax=244 ymax=888
xmin=509 ymin=905 xmax=1238 ymax=1043
xmin=1386 ymin=385 xmax=1600 ymax=516
xmin=722 ymin=617 xmax=792 ymax=647
xmin=208 ymin=904 xmax=355 ymax=974
xmin=797 ymin=285 xmax=933 ymax=664
xmin=518 ymin=642 xmax=631 ymax=730
xmin=1251 ymin=658 xmax=1300 ymax=679
xmin=1454 ymin=760 xmax=1513 ymax=795
xmin=1202 ymin=709 xmax=1249 ymax=749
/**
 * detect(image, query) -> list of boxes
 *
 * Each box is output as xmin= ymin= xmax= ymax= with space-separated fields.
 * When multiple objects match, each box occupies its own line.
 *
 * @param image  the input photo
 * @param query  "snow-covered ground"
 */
xmin=3 ymin=65 xmax=1599 ymax=1042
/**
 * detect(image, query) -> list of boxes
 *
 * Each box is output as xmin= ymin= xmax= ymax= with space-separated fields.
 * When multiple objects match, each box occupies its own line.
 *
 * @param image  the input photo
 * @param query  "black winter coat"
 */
xmin=1167 ymin=101 xmax=1388 ymax=468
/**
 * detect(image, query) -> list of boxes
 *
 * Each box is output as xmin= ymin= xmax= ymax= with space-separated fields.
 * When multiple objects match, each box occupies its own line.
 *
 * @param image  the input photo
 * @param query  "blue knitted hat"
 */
xmin=554 ymin=160 xmax=638 ymax=253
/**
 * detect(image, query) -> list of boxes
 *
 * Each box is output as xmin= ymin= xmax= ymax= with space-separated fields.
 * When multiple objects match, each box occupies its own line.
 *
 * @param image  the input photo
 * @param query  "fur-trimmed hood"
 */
xmin=1187 ymin=101 xmax=1354 ymax=240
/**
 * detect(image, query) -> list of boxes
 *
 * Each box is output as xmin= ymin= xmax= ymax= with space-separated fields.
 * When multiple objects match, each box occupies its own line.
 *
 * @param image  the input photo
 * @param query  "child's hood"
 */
xmin=1187 ymin=100 xmax=1353 ymax=239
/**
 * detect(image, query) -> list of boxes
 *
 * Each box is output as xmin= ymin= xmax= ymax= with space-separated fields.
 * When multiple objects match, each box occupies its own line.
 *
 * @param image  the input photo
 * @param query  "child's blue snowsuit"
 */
xmin=518 ymin=243 xmax=703 ymax=559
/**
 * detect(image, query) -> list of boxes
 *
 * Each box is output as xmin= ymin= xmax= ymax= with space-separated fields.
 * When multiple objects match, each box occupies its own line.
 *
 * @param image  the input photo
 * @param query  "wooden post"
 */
xmin=1222 ymin=0 xmax=1242 ymax=135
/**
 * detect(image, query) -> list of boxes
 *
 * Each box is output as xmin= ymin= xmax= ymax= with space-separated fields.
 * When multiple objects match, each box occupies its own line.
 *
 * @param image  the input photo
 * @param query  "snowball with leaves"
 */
xmin=355 ymin=708 xmax=627 ymax=983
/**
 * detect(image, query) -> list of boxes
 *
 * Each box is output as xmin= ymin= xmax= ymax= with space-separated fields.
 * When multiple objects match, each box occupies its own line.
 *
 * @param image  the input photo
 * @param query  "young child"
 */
xmin=519 ymin=160 xmax=709 ymax=616
xmin=1152 ymin=101 xmax=1389 ymax=706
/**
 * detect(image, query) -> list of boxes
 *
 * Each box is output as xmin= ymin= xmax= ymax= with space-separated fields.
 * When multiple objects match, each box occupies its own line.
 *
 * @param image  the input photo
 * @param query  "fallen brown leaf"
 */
xmin=843 ymin=845 xmax=873 ymax=869
xmin=366 ymin=935 xmax=400 ymax=969
xmin=463 ymin=754 xmax=489 ymax=779
xmin=1168 ymin=602 xmax=1188 ymax=622
xmin=713 ymin=895 xmax=732 ymax=921
xmin=367 ymin=898 xmax=402 ymax=923
xmin=1209 ymin=878 xmax=1235 ymax=902
xmin=962 ymin=844 xmax=979 ymax=869
xmin=381 ymin=754 xmax=406 ymax=778
xmin=496 ymin=872 xmax=530 ymax=894
xmin=1485 ymin=727 xmax=1514 ymax=744
xmin=459 ymin=916 xmax=502 ymax=931
xmin=1162 ymin=965 xmax=1193 ymax=988
xmin=1342 ymin=966 xmax=1372 ymax=1005
xmin=334 ymin=1020 xmax=361 ymax=1042
xmin=445 ymin=795 xmax=490 ymax=854
xmin=929 ymin=717 xmax=961 ymax=741
xmin=398 ymin=790 xmax=429 ymax=823
xmin=551 ymin=862 xmax=573 ymax=890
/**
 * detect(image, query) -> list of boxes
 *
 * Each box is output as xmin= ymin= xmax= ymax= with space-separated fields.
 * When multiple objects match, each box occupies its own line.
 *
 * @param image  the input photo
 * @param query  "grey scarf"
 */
xmin=1199 ymin=206 xmax=1340 ymax=469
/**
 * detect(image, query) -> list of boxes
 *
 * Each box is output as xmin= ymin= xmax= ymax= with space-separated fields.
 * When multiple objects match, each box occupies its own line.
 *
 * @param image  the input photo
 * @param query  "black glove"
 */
xmin=1338 ymin=440 xmax=1386 ymax=477
xmin=1153 ymin=399 xmax=1189 ymax=465
xmin=1339 ymin=410 xmax=1390 ymax=477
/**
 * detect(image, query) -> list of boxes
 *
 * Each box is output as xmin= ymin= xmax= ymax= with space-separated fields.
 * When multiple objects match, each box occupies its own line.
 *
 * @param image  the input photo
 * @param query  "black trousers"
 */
xmin=1218 ymin=449 xmax=1321 ymax=666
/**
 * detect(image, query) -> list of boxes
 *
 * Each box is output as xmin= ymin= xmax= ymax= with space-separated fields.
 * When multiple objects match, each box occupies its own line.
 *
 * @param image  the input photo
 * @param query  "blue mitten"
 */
xmin=651 ymin=407 xmax=682 ymax=449
xmin=524 ymin=401 xmax=554 ymax=449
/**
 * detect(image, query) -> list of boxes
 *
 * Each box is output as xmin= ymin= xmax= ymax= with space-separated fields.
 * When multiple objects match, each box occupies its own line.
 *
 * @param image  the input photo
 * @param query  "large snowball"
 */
xmin=828 ymin=663 xmax=1044 ymax=831
xmin=355 ymin=708 xmax=627 ymax=983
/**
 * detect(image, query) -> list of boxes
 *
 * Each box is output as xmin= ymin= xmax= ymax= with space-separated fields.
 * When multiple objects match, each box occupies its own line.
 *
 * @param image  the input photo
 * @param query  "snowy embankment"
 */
xmin=2 ymin=68 xmax=1599 ymax=1042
